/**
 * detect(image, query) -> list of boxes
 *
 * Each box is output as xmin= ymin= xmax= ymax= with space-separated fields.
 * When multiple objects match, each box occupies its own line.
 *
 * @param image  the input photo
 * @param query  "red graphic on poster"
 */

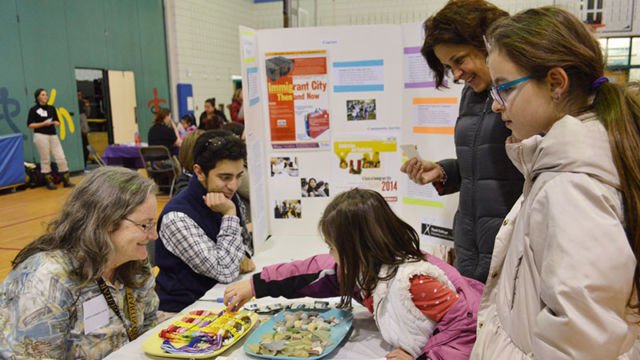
xmin=265 ymin=51 xmax=329 ymax=148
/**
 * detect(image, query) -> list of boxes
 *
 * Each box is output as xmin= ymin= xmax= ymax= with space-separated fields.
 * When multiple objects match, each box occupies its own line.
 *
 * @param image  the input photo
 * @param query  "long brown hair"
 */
xmin=154 ymin=108 xmax=171 ymax=125
xmin=318 ymin=188 xmax=424 ymax=305
xmin=178 ymin=129 xmax=205 ymax=173
xmin=421 ymin=0 xmax=508 ymax=88
xmin=487 ymin=6 xmax=640 ymax=314
xmin=12 ymin=167 xmax=157 ymax=288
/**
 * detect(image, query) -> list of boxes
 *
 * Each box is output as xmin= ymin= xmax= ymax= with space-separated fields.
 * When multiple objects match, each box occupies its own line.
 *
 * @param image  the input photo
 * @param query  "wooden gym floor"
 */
xmin=0 ymin=173 xmax=170 ymax=281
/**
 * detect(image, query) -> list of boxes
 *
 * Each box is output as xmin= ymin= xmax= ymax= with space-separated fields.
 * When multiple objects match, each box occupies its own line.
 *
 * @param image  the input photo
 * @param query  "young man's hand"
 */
xmin=240 ymin=256 xmax=255 ymax=274
xmin=203 ymin=192 xmax=236 ymax=216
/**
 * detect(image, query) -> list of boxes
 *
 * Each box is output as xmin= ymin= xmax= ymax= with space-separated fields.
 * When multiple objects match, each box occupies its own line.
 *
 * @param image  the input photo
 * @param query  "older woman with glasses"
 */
xmin=401 ymin=0 xmax=524 ymax=284
xmin=0 ymin=167 xmax=160 ymax=359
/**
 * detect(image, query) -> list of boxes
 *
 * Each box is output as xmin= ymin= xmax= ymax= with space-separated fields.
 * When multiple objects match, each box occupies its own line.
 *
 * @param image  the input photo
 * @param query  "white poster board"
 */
xmin=242 ymin=23 xmax=462 ymax=248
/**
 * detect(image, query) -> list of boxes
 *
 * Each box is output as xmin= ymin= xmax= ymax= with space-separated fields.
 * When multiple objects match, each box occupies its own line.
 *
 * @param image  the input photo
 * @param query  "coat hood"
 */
xmin=506 ymin=112 xmax=620 ymax=194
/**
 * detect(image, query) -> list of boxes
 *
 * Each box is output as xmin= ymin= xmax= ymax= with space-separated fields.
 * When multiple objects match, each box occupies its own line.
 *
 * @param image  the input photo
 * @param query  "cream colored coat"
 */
xmin=470 ymin=113 xmax=640 ymax=359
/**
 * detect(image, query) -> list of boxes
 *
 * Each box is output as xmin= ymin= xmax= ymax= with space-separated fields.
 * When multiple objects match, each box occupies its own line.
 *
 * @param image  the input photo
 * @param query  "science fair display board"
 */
xmin=240 ymin=23 xmax=464 ymax=257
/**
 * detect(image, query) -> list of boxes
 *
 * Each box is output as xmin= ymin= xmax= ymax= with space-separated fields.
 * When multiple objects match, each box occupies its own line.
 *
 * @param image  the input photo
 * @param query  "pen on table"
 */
xmin=199 ymin=296 xmax=237 ymax=310
xmin=199 ymin=297 xmax=226 ymax=303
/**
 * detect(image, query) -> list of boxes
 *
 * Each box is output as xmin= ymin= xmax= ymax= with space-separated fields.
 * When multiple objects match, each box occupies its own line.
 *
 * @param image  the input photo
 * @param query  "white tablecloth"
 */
xmin=105 ymin=236 xmax=391 ymax=359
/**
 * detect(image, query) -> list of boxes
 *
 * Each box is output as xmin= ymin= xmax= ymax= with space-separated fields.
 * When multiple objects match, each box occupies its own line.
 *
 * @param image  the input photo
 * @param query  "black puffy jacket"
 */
xmin=436 ymin=86 xmax=523 ymax=283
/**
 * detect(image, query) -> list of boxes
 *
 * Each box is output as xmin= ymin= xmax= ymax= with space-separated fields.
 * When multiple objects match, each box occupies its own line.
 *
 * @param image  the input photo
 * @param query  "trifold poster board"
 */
xmin=239 ymin=24 xmax=464 ymax=255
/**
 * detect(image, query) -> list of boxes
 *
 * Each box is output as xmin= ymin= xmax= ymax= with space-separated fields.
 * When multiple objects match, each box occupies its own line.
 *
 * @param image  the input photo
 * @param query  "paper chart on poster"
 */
xmin=266 ymin=50 xmax=330 ymax=150
xmin=332 ymin=59 xmax=385 ymax=93
xmin=412 ymin=97 xmax=458 ymax=135
xmin=332 ymin=129 xmax=400 ymax=203
xmin=403 ymin=47 xmax=435 ymax=88
xmin=402 ymin=177 xmax=444 ymax=208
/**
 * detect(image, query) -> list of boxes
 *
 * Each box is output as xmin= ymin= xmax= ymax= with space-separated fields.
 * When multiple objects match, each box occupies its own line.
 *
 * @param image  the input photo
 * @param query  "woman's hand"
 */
xmin=224 ymin=279 xmax=254 ymax=312
xmin=400 ymin=158 xmax=443 ymax=185
xmin=239 ymin=256 xmax=255 ymax=274
xmin=386 ymin=348 xmax=415 ymax=359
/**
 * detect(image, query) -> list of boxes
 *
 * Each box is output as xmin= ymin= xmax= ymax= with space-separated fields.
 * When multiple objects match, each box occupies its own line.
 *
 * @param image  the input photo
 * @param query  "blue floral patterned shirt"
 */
xmin=0 ymin=250 xmax=158 ymax=359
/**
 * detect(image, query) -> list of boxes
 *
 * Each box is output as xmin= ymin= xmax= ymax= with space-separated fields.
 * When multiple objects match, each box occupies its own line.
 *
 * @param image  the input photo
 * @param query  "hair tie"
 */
xmin=591 ymin=76 xmax=609 ymax=91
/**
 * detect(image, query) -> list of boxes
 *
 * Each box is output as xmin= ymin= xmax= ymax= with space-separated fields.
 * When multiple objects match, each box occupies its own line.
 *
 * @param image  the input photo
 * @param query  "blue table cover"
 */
xmin=0 ymin=133 xmax=24 ymax=188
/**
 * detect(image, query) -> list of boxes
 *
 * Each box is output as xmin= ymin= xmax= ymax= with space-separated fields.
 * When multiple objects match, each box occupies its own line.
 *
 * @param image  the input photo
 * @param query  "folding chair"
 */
xmin=86 ymin=145 xmax=106 ymax=167
xmin=139 ymin=146 xmax=180 ymax=197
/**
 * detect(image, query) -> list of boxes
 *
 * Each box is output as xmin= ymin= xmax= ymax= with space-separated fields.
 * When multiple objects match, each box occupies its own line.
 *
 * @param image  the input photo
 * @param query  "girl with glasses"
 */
xmin=472 ymin=7 xmax=640 ymax=359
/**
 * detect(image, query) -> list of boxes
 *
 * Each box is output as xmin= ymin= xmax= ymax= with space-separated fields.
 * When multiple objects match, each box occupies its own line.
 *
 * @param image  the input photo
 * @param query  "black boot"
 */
xmin=44 ymin=173 xmax=57 ymax=190
xmin=62 ymin=172 xmax=75 ymax=188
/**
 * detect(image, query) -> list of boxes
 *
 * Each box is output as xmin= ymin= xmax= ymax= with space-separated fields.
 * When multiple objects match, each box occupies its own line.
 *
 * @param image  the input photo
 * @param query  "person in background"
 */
xmin=27 ymin=88 xmax=75 ymax=190
xmin=0 ymin=167 xmax=159 ymax=359
xmin=174 ymin=129 xmax=205 ymax=196
xmin=225 ymin=188 xmax=483 ymax=360
xmin=155 ymin=130 xmax=254 ymax=312
xmin=77 ymin=92 xmax=90 ymax=168
xmin=471 ymin=7 xmax=640 ymax=359
xmin=401 ymin=0 xmax=523 ymax=283
xmin=148 ymin=108 xmax=181 ymax=155
xmin=198 ymin=98 xmax=226 ymax=130
xmin=178 ymin=113 xmax=197 ymax=139
xmin=228 ymin=88 xmax=244 ymax=124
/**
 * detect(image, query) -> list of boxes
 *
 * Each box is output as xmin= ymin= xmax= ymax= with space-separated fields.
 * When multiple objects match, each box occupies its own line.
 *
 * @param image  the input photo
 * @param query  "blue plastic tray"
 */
xmin=243 ymin=308 xmax=353 ymax=360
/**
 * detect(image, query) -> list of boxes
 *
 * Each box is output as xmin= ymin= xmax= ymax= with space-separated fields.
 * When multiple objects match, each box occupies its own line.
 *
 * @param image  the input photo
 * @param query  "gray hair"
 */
xmin=13 ymin=167 xmax=157 ymax=287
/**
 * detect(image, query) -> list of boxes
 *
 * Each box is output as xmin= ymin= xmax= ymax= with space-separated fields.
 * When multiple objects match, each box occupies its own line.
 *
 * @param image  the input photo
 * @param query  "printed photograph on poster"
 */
xmin=270 ymin=157 xmax=299 ymax=177
xmin=332 ymin=130 xmax=401 ymax=203
xmin=301 ymin=178 xmax=330 ymax=197
xmin=265 ymin=50 xmax=330 ymax=150
xmin=341 ymin=152 xmax=381 ymax=175
xmin=274 ymin=200 xmax=302 ymax=219
xmin=346 ymin=99 xmax=376 ymax=121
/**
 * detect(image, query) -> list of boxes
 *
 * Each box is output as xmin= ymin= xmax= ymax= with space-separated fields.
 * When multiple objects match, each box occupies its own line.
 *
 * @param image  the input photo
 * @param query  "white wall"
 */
xmin=164 ymin=0 xmax=559 ymax=119
xmin=164 ymin=0 xmax=640 ymax=119
xmin=165 ymin=0 xmax=258 ymax=118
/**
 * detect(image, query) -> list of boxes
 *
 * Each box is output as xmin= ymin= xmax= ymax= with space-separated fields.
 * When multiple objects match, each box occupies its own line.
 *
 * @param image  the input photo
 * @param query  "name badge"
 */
xmin=83 ymin=295 xmax=110 ymax=334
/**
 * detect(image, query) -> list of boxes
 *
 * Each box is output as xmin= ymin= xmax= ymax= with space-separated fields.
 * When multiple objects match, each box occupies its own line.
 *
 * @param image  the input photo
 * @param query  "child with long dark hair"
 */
xmin=225 ymin=188 xmax=483 ymax=359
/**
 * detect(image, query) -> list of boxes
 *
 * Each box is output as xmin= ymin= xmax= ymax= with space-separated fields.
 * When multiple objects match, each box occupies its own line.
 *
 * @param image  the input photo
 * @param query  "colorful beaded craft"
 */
xmin=158 ymin=310 xmax=252 ymax=355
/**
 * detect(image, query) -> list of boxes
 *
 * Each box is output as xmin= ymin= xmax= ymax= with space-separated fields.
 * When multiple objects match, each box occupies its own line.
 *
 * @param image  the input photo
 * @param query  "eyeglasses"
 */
xmin=489 ymin=75 xmax=532 ymax=107
xmin=124 ymin=218 xmax=156 ymax=233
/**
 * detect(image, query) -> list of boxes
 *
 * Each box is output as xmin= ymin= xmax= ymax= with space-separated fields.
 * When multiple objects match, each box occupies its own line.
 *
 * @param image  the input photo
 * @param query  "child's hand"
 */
xmin=386 ymin=348 xmax=414 ymax=359
xmin=224 ymin=279 xmax=253 ymax=312
xmin=239 ymin=256 xmax=255 ymax=274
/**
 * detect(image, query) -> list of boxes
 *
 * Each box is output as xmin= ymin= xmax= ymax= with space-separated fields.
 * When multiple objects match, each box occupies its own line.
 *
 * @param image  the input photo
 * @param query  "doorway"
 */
xmin=75 ymin=68 xmax=107 ymax=168
xmin=75 ymin=68 xmax=138 ymax=167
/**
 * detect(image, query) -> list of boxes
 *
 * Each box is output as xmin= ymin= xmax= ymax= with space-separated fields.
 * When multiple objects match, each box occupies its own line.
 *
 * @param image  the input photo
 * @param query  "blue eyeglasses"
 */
xmin=490 ymin=76 xmax=532 ymax=107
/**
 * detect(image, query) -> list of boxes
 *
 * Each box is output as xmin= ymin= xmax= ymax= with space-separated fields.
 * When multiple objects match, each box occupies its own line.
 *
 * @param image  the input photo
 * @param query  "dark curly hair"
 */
xmin=193 ymin=130 xmax=246 ymax=175
xmin=421 ymin=0 xmax=508 ymax=88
